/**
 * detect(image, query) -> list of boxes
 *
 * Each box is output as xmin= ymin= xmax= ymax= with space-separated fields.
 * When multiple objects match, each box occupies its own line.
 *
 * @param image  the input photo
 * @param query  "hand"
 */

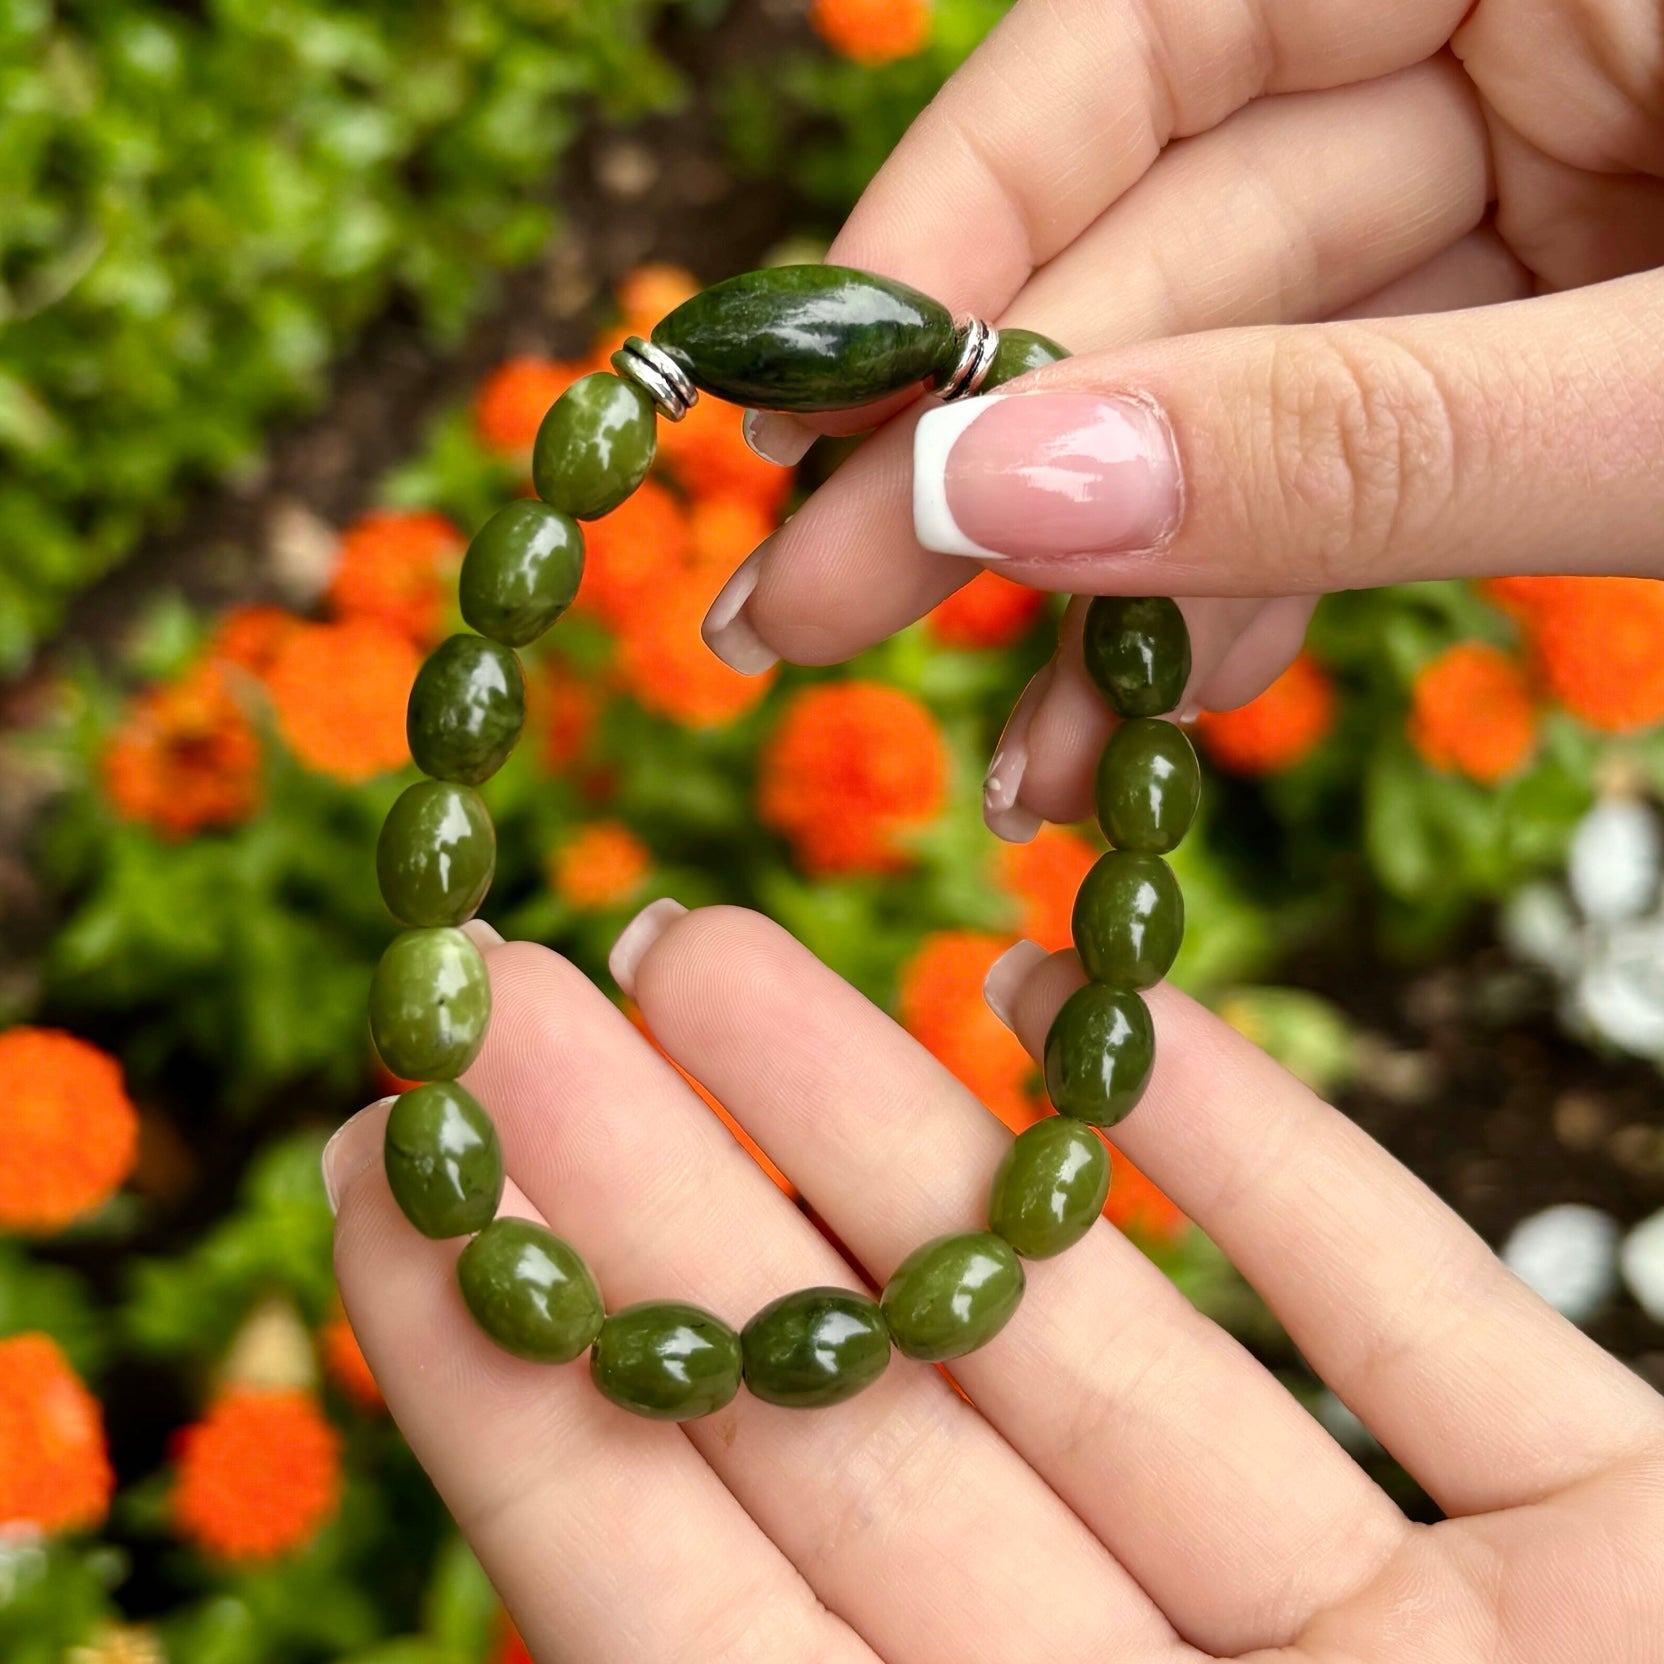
xmin=703 ymin=0 xmax=1664 ymax=838
xmin=327 ymin=908 xmax=1664 ymax=1662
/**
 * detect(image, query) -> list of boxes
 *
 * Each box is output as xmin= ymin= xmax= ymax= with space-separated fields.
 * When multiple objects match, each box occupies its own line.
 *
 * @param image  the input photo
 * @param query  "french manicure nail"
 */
xmin=322 ymin=1097 xmax=396 ymax=1215
xmin=984 ymin=662 xmax=1055 ymax=842
xmin=462 ymin=917 xmax=504 ymax=947
xmin=609 ymin=897 xmax=688 ymax=998
xmin=743 ymin=408 xmax=815 ymax=467
xmin=702 ymin=543 xmax=780 ymax=674
xmin=984 ymin=940 xmax=1047 ymax=1030
xmin=913 ymin=392 xmax=1180 ymax=561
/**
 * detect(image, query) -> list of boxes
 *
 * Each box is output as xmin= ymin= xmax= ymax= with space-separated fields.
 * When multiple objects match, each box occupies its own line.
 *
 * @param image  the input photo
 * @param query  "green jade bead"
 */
xmin=459 ymin=500 xmax=584 ymax=648
xmin=879 ymin=1231 xmax=1025 ymax=1363
xmin=591 ymin=1301 xmax=743 ymax=1422
xmin=369 ymin=926 xmax=492 ymax=1081
xmin=1072 ymin=850 xmax=1184 ymax=990
xmin=458 ymin=1218 xmax=603 ymax=1363
xmin=532 ymin=372 xmax=657 ymax=521
xmin=383 ymin=1080 xmax=504 ymax=1238
xmin=1043 ymin=982 xmax=1155 ymax=1125
xmin=1095 ymin=718 xmax=1200 ymax=854
xmin=982 ymin=326 xmax=1070 ymax=389
xmin=651 ymin=265 xmax=957 ymax=413
xmin=741 ymin=1287 xmax=891 ymax=1409
xmin=376 ymin=780 xmax=496 ymax=927
xmin=407 ymin=634 xmax=525 ymax=786
xmin=988 ymin=1117 xmax=1111 ymax=1258
xmin=1083 ymin=596 xmax=1192 ymax=719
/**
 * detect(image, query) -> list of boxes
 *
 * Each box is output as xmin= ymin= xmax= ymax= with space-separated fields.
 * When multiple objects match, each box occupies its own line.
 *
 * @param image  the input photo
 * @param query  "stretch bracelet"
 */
xmin=367 ymin=267 xmax=1196 ymax=1419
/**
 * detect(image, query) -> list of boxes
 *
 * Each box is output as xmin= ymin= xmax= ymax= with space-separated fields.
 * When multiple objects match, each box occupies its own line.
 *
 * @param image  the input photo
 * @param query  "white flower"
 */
xmin=1619 ymin=1208 xmax=1664 ymax=1324
xmin=1568 ymin=798 xmax=1660 ymax=924
xmin=1500 ymin=1204 xmax=1620 ymax=1324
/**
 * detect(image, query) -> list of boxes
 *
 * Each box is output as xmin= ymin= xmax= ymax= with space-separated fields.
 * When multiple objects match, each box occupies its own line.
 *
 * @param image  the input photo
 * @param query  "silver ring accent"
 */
xmin=611 ymin=335 xmax=698 ymax=422
xmin=937 ymin=316 xmax=1000 ymax=401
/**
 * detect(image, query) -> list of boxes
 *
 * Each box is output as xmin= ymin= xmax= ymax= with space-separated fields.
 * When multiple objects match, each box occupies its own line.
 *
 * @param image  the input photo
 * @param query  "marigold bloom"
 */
xmin=1103 ymin=1147 xmax=1189 ymax=1244
xmin=658 ymin=400 xmax=794 ymax=515
xmin=494 ymin=1620 xmax=535 ymax=1664
xmin=898 ymin=932 xmax=1038 ymax=1132
xmin=619 ymin=264 xmax=699 ymax=334
xmin=534 ymin=661 xmax=603 ymax=772
xmin=1480 ymin=575 xmax=1576 ymax=622
xmin=172 ymin=1387 xmax=341 ymax=1561
xmin=573 ymin=478 xmax=690 ymax=630
xmin=1530 ymin=577 xmax=1664 ymax=733
xmin=760 ymin=682 xmax=948 ymax=873
xmin=264 ymin=619 xmax=418 ymax=782
xmin=474 ymin=356 xmax=585 ymax=453
xmin=209 ymin=605 xmax=301 ymax=680
xmin=0 ymin=1028 xmax=138 ymax=1234
xmin=0 ymin=1333 xmax=113 ymax=1533
xmin=810 ymin=0 xmax=931 ymax=64
xmin=1195 ymin=652 xmax=1335 ymax=775
xmin=616 ymin=575 xmax=777 ymax=728
xmin=998 ymin=825 xmax=1098 ymax=952
xmin=102 ymin=659 xmax=262 ymax=838
xmin=327 ymin=509 xmax=462 ymax=647
xmin=1408 ymin=642 xmax=1536 ymax=784
xmin=687 ymin=493 xmax=779 ymax=579
xmin=551 ymin=821 xmax=651 ymax=909
xmin=321 ymin=1309 xmax=383 ymax=1413
xmin=926 ymin=572 xmax=1045 ymax=649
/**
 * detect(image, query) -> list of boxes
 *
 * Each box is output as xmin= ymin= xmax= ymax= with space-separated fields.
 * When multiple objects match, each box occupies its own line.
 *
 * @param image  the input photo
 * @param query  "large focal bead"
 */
xmin=649 ymin=265 xmax=958 ymax=413
xmin=459 ymin=500 xmax=584 ymax=648
xmin=1082 ymin=596 xmax=1191 ymax=719
xmin=376 ymin=779 xmax=496 ymax=927
xmin=1071 ymin=851 xmax=1184 ymax=989
xmin=532 ymin=372 xmax=657 ymax=521
xmin=879 ymin=1231 xmax=1025 ymax=1362
xmin=1042 ymin=983 xmax=1155 ymax=1125
xmin=368 ymin=926 xmax=492 ymax=1081
xmin=740 ymin=1287 xmax=892 ymax=1409
xmin=988 ymin=1117 xmax=1111 ymax=1258
xmin=406 ymin=634 xmax=525 ymax=786
xmin=458 ymin=1218 xmax=604 ymax=1363
xmin=590 ymin=1301 xmax=744 ymax=1421
xmin=383 ymin=1080 xmax=504 ymax=1238
xmin=1094 ymin=718 xmax=1200 ymax=854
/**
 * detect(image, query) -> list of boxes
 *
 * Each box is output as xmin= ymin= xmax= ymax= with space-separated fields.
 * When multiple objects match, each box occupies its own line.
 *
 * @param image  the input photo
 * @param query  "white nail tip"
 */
xmin=742 ymin=409 xmax=815 ymax=467
xmin=985 ymin=800 xmax=1044 ymax=843
xmin=984 ymin=939 xmax=1046 ymax=1028
xmin=913 ymin=398 xmax=1006 ymax=561
xmin=701 ymin=546 xmax=780 ymax=675
xmin=608 ymin=898 xmax=689 ymax=998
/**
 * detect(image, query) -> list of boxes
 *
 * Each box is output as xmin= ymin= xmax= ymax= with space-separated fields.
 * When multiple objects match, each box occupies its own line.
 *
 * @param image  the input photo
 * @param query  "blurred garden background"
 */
xmin=3 ymin=0 xmax=1663 ymax=1659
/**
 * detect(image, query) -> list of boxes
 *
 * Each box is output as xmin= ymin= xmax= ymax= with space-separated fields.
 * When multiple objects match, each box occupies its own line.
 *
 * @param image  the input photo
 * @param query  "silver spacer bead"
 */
xmin=611 ymin=335 xmax=698 ymax=422
xmin=936 ymin=316 xmax=1000 ymax=401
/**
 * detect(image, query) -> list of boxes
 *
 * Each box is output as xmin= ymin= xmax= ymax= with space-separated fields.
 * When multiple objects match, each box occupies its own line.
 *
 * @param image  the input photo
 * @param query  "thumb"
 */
xmin=910 ymin=269 xmax=1664 ymax=594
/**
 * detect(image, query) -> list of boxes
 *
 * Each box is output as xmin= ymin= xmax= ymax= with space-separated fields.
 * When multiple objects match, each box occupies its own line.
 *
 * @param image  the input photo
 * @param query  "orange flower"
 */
xmin=687 ymin=493 xmax=778 ymax=580
xmin=1103 ymin=1147 xmax=1189 ymax=1244
xmin=1529 ymin=577 xmax=1664 ymax=733
xmin=327 ymin=510 xmax=462 ymax=647
xmin=550 ymin=821 xmax=651 ymax=908
xmin=209 ymin=605 xmax=301 ymax=680
xmin=616 ymin=574 xmax=777 ymax=728
xmin=998 ymin=825 xmax=1098 ymax=952
xmin=1480 ymin=575 xmax=1576 ymax=622
xmin=658 ymin=400 xmax=794 ymax=515
xmin=1408 ymin=642 xmax=1536 ymax=784
xmin=494 ymin=1618 xmax=535 ymax=1664
xmin=264 ymin=619 xmax=418 ymax=781
xmin=898 ymin=932 xmax=1038 ymax=1133
xmin=103 ymin=659 xmax=262 ymax=838
xmin=1194 ymin=652 xmax=1335 ymax=775
xmin=534 ymin=660 xmax=602 ymax=772
xmin=925 ymin=573 xmax=1045 ymax=649
xmin=573 ymin=477 xmax=690 ymax=630
xmin=759 ymin=682 xmax=947 ymax=874
xmin=810 ymin=0 xmax=931 ymax=64
xmin=619 ymin=264 xmax=699 ymax=335
xmin=0 ymin=1333 xmax=113 ymax=1534
xmin=172 ymin=1387 xmax=341 ymax=1561
xmin=0 ymin=1029 xmax=138 ymax=1234
xmin=321 ymin=1309 xmax=383 ymax=1413
xmin=474 ymin=357 xmax=585 ymax=453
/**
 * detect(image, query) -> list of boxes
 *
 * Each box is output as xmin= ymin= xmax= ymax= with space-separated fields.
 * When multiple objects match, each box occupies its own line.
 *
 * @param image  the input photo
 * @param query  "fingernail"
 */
xmin=984 ymin=662 xmax=1054 ymax=842
xmin=701 ymin=543 xmax=780 ymax=674
xmin=743 ymin=409 xmax=815 ymax=467
xmin=984 ymin=940 xmax=1047 ymax=1030
xmin=913 ymin=393 xmax=1180 ymax=561
xmin=462 ymin=917 xmax=504 ymax=947
xmin=323 ymin=1098 xmax=395 ymax=1215
xmin=609 ymin=897 xmax=688 ymax=998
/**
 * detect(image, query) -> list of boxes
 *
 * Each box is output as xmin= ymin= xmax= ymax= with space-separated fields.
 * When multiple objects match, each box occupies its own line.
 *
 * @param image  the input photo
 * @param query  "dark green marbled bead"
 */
xmin=741 ymin=1287 xmax=891 ymax=1409
xmin=531 ymin=371 xmax=657 ymax=521
xmin=590 ymin=1301 xmax=743 ymax=1422
xmin=406 ymin=634 xmax=525 ymax=786
xmin=650 ymin=265 xmax=957 ymax=413
xmin=1043 ymin=982 xmax=1155 ymax=1126
xmin=376 ymin=780 xmax=495 ymax=927
xmin=988 ymin=1117 xmax=1111 ymax=1258
xmin=459 ymin=500 xmax=584 ymax=648
xmin=982 ymin=326 xmax=1070 ymax=390
xmin=458 ymin=1218 xmax=604 ymax=1364
xmin=368 ymin=926 xmax=492 ymax=1081
xmin=1095 ymin=718 xmax=1200 ymax=854
xmin=1072 ymin=851 xmax=1184 ymax=990
xmin=383 ymin=1080 xmax=503 ymax=1238
xmin=1082 ymin=596 xmax=1192 ymax=719
xmin=879 ymin=1231 xmax=1025 ymax=1363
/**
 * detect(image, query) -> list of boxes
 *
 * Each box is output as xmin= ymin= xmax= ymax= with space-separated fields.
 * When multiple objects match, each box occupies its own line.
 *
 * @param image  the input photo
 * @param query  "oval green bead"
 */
xmin=1042 ymin=982 xmax=1155 ymax=1125
xmin=1094 ymin=718 xmax=1200 ymax=854
xmin=740 ymin=1287 xmax=891 ymax=1409
xmin=376 ymin=780 xmax=496 ymax=927
xmin=989 ymin=1116 xmax=1111 ymax=1258
xmin=590 ymin=1301 xmax=743 ymax=1422
xmin=383 ymin=1080 xmax=504 ymax=1238
xmin=650 ymin=265 xmax=957 ymax=413
xmin=458 ymin=500 xmax=584 ymax=648
xmin=879 ymin=1231 xmax=1025 ymax=1363
xmin=368 ymin=926 xmax=492 ymax=1082
xmin=406 ymin=633 xmax=525 ymax=786
xmin=982 ymin=326 xmax=1070 ymax=389
xmin=1082 ymin=596 xmax=1192 ymax=719
xmin=457 ymin=1218 xmax=603 ymax=1363
xmin=1072 ymin=850 xmax=1184 ymax=990
xmin=531 ymin=371 xmax=656 ymax=521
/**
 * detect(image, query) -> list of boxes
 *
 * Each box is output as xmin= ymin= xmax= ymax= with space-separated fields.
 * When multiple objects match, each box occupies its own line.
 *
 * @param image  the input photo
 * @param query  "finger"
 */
xmin=1003 ymin=955 xmax=1664 ymax=1514
xmin=330 ymin=1107 xmax=868 ymax=1664
xmin=1331 ymin=223 xmax=1532 ymax=319
xmin=457 ymin=935 xmax=1172 ymax=1664
xmin=628 ymin=906 xmax=1410 ymax=1656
